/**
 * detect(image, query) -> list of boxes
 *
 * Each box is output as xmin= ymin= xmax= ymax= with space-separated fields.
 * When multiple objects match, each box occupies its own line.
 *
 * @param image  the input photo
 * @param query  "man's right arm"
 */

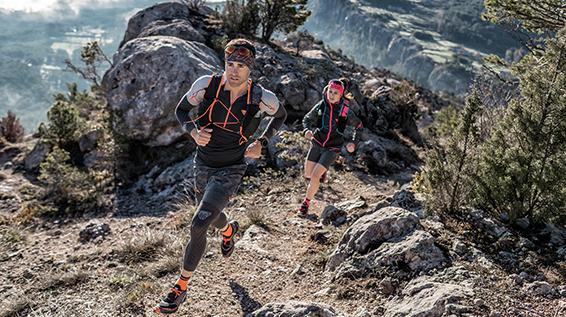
xmin=175 ymin=75 xmax=212 ymax=134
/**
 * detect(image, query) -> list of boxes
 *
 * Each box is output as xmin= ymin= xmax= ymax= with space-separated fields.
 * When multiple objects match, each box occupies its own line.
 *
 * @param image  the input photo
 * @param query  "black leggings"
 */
xmin=182 ymin=163 xmax=246 ymax=271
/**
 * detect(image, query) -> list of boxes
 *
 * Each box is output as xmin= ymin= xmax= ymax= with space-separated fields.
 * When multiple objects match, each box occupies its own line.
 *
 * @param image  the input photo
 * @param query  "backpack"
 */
xmin=196 ymin=74 xmax=263 ymax=144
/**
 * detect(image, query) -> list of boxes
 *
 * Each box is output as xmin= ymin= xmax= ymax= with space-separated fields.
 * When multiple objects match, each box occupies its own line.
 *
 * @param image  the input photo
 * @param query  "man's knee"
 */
xmin=191 ymin=201 xmax=221 ymax=235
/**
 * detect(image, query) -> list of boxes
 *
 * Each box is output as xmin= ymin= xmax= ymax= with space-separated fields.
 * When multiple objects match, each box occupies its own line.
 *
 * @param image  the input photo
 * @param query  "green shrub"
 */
xmin=38 ymin=146 xmax=104 ymax=213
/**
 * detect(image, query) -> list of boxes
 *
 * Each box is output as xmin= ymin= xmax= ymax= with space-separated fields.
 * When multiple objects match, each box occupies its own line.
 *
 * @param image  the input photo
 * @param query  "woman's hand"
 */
xmin=304 ymin=130 xmax=313 ymax=140
xmin=346 ymin=142 xmax=355 ymax=153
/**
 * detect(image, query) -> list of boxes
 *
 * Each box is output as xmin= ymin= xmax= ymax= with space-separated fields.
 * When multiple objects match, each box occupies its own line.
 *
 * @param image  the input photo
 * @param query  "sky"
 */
xmin=0 ymin=0 xmax=225 ymax=14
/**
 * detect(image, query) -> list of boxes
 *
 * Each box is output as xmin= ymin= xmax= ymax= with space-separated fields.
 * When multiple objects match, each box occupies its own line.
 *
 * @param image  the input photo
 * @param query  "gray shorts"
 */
xmin=306 ymin=142 xmax=338 ymax=169
xmin=193 ymin=162 xmax=247 ymax=203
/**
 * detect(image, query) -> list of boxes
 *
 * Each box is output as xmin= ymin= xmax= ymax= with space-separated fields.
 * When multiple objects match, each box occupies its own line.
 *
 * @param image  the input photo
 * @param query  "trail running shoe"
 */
xmin=297 ymin=202 xmax=309 ymax=217
xmin=221 ymin=220 xmax=239 ymax=258
xmin=154 ymin=284 xmax=186 ymax=314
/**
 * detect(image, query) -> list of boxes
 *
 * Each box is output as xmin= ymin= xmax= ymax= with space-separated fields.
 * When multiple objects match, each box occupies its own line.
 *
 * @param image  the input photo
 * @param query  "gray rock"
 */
xmin=237 ymin=225 xmax=269 ymax=254
xmin=515 ymin=217 xmax=530 ymax=230
xmin=276 ymin=73 xmax=307 ymax=110
xmin=311 ymin=230 xmax=330 ymax=244
xmin=519 ymin=271 xmax=531 ymax=282
xmin=523 ymin=281 xmax=556 ymax=297
xmin=452 ymin=240 xmax=468 ymax=256
xmin=327 ymin=207 xmax=445 ymax=278
xmin=518 ymin=237 xmax=536 ymax=250
xmin=380 ymin=277 xmax=398 ymax=295
xmin=356 ymin=134 xmax=420 ymax=174
xmin=119 ymin=2 xmax=191 ymax=47
xmin=384 ymin=275 xmax=474 ymax=317
xmin=473 ymin=299 xmax=485 ymax=307
xmin=79 ymin=129 xmax=101 ymax=152
xmin=539 ymin=224 xmax=566 ymax=247
xmin=138 ymin=19 xmax=205 ymax=43
xmin=153 ymin=157 xmax=196 ymax=190
xmin=249 ymin=301 xmax=340 ymax=317
xmin=327 ymin=207 xmax=420 ymax=271
xmin=24 ymin=142 xmax=50 ymax=171
xmin=390 ymin=189 xmax=425 ymax=217
xmin=468 ymin=209 xmax=508 ymax=238
xmin=267 ymin=130 xmax=307 ymax=170
xmin=83 ymin=150 xmax=105 ymax=169
xmin=79 ymin=223 xmax=111 ymax=243
xmin=103 ymin=37 xmax=222 ymax=147
xmin=336 ymin=196 xmax=366 ymax=211
xmin=320 ymin=205 xmax=348 ymax=227
xmin=558 ymin=285 xmax=566 ymax=297
xmin=509 ymin=274 xmax=523 ymax=285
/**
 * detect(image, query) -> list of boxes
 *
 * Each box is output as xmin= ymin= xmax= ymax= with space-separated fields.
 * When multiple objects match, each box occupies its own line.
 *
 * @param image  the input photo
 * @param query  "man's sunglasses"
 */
xmin=225 ymin=45 xmax=254 ymax=57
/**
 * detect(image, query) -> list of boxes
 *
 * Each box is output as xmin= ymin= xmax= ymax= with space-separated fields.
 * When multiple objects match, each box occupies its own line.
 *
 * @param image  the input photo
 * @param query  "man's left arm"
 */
xmin=258 ymin=87 xmax=287 ymax=140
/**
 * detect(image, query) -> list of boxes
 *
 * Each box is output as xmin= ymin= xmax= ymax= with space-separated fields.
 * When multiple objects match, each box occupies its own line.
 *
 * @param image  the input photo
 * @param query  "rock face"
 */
xmin=249 ymin=301 xmax=340 ymax=317
xmin=327 ymin=207 xmax=446 ymax=278
xmin=103 ymin=37 xmax=221 ymax=147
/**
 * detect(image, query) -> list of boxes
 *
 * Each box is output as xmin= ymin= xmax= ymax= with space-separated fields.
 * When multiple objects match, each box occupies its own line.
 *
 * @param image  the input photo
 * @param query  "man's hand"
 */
xmin=190 ymin=128 xmax=212 ymax=146
xmin=245 ymin=140 xmax=262 ymax=158
xmin=346 ymin=142 xmax=355 ymax=153
xmin=304 ymin=130 xmax=313 ymax=140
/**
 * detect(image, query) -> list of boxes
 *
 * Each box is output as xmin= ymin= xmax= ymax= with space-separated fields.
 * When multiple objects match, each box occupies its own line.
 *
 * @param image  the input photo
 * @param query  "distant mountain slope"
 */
xmin=304 ymin=0 xmax=521 ymax=95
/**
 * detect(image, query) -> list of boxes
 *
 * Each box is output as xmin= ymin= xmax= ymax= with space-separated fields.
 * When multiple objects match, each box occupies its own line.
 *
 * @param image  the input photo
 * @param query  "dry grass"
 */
xmin=0 ymin=171 xmax=7 ymax=181
xmin=241 ymin=209 xmax=269 ymax=233
xmin=0 ymin=227 xmax=24 ymax=245
xmin=42 ymin=271 xmax=90 ymax=290
xmin=108 ymin=273 xmax=139 ymax=290
xmin=167 ymin=188 xmax=196 ymax=230
xmin=126 ymin=281 xmax=159 ymax=303
xmin=150 ymin=256 xmax=181 ymax=278
xmin=115 ymin=229 xmax=180 ymax=264
xmin=0 ymin=298 xmax=35 ymax=317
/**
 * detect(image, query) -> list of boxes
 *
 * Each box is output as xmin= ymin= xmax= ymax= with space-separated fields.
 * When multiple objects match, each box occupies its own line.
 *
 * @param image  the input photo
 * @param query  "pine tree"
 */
xmin=423 ymin=91 xmax=483 ymax=213
xmin=476 ymin=28 xmax=566 ymax=223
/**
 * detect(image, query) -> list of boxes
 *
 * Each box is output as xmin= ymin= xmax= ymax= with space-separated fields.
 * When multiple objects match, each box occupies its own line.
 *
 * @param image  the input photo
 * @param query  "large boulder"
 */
xmin=102 ymin=37 xmax=222 ymax=147
xmin=119 ymin=2 xmax=191 ymax=47
xmin=327 ymin=207 xmax=446 ymax=278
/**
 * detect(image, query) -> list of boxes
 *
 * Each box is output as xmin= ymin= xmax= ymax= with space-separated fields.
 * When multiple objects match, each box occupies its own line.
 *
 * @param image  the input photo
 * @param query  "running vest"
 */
xmin=192 ymin=74 xmax=263 ymax=167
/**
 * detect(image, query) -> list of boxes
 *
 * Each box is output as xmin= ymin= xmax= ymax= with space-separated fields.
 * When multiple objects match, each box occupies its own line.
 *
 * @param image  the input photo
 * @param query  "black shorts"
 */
xmin=193 ymin=162 xmax=247 ymax=203
xmin=306 ymin=142 xmax=338 ymax=169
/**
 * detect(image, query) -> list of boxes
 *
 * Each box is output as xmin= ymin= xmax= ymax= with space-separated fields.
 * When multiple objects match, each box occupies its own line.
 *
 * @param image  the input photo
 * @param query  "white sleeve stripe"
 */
xmin=259 ymin=86 xmax=280 ymax=115
xmin=185 ymin=75 xmax=212 ymax=106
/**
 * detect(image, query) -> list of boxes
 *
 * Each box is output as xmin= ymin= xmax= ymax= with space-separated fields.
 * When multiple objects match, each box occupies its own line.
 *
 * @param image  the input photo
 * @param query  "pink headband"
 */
xmin=328 ymin=80 xmax=344 ymax=95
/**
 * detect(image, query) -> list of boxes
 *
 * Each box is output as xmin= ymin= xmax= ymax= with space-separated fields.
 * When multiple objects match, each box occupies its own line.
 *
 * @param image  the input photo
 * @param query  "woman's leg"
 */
xmin=305 ymin=163 xmax=328 ymax=200
xmin=304 ymin=160 xmax=316 ymax=179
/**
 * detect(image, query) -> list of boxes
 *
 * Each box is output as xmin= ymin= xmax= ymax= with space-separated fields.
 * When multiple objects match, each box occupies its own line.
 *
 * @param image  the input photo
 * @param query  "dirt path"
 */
xmin=0 ymin=168 xmax=397 ymax=316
